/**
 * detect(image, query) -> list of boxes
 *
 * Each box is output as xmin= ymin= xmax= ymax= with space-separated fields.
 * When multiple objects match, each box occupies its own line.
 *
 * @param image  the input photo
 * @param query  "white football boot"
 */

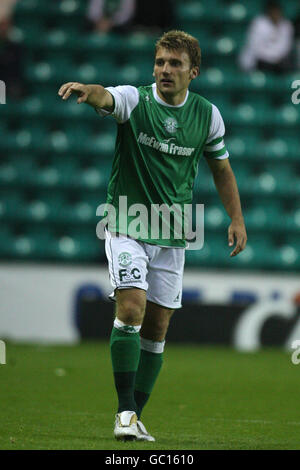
xmin=136 ymin=420 xmax=155 ymax=442
xmin=114 ymin=411 xmax=138 ymax=441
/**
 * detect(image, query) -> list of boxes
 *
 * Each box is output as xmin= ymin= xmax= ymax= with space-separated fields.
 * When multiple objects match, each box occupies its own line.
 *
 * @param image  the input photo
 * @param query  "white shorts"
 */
xmin=105 ymin=230 xmax=185 ymax=309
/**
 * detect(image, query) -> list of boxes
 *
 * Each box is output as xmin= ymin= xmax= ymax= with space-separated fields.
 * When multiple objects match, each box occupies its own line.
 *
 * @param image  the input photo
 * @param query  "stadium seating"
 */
xmin=0 ymin=0 xmax=299 ymax=271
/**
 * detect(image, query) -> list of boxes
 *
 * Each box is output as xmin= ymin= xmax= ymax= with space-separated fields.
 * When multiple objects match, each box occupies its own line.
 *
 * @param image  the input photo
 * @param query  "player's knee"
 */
xmin=142 ymin=317 xmax=170 ymax=342
xmin=116 ymin=297 xmax=145 ymax=325
xmin=154 ymin=318 xmax=170 ymax=339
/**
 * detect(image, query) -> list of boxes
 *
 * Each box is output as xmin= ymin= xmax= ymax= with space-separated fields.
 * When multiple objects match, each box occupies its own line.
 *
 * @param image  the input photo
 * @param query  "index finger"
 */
xmin=58 ymin=82 xmax=74 ymax=96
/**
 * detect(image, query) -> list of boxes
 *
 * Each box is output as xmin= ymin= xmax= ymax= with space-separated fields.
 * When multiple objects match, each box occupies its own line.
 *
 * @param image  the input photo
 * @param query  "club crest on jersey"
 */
xmin=118 ymin=252 xmax=132 ymax=267
xmin=164 ymin=117 xmax=178 ymax=134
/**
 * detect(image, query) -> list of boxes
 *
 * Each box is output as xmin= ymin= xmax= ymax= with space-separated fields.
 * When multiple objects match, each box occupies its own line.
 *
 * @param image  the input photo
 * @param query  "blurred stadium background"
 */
xmin=0 ymin=0 xmax=300 ymax=343
xmin=0 ymin=0 xmax=299 ymax=270
xmin=0 ymin=0 xmax=299 ymax=344
xmin=1 ymin=0 xmax=300 ymax=450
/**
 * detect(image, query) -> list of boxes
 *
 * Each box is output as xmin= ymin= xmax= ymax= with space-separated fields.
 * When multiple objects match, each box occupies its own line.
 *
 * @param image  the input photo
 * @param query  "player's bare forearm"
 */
xmin=58 ymin=82 xmax=114 ymax=111
xmin=206 ymin=158 xmax=247 ymax=256
xmin=211 ymin=163 xmax=243 ymax=222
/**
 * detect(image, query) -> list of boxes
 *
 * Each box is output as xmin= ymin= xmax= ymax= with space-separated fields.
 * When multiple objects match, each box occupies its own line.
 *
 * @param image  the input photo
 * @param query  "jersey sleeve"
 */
xmin=203 ymin=104 xmax=229 ymax=160
xmin=95 ymin=85 xmax=139 ymax=124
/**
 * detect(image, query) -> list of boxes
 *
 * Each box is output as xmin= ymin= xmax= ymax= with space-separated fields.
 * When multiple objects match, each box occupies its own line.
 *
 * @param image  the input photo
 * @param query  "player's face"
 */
xmin=154 ymin=48 xmax=198 ymax=98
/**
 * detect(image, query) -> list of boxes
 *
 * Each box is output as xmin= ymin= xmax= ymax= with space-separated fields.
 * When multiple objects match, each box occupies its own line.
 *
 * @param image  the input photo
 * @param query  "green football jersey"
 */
xmin=96 ymin=83 xmax=228 ymax=247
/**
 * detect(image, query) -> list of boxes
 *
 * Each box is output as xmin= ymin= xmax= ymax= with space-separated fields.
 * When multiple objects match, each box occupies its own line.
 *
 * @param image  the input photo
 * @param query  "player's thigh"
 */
xmin=140 ymin=300 xmax=175 ymax=342
xmin=105 ymin=230 xmax=149 ymax=324
xmin=115 ymin=288 xmax=147 ymax=325
xmin=105 ymin=229 xmax=149 ymax=296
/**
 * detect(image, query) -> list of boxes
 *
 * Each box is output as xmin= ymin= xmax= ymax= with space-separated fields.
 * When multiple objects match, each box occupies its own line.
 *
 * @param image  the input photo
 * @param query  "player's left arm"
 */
xmin=206 ymin=158 xmax=247 ymax=257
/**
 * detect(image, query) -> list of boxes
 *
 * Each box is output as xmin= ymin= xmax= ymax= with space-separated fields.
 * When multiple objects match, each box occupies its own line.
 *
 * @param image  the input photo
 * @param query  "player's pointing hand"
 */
xmin=58 ymin=82 xmax=90 ymax=104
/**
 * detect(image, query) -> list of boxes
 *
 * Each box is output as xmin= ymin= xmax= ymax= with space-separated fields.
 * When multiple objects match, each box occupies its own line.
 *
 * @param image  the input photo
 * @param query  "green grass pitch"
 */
xmin=0 ymin=342 xmax=300 ymax=450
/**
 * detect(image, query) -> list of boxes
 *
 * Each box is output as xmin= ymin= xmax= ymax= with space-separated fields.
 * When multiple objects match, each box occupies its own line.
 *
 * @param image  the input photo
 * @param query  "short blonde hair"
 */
xmin=155 ymin=30 xmax=201 ymax=74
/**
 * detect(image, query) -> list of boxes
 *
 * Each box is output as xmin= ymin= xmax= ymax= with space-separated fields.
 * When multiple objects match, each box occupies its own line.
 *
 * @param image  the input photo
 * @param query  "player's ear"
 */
xmin=190 ymin=67 xmax=199 ymax=80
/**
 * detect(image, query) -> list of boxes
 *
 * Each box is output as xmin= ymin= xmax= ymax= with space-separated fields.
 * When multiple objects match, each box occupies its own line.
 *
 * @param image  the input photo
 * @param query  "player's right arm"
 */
xmin=58 ymin=82 xmax=114 ymax=112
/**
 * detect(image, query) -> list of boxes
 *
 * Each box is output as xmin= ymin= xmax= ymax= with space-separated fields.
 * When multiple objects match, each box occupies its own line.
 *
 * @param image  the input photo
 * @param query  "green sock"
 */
xmin=110 ymin=325 xmax=141 ymax=413
xmin=134 ymin=344 xmax=164 ymax=419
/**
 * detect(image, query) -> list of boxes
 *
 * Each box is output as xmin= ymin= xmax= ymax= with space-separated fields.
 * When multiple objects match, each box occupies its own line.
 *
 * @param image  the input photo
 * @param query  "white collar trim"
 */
xmin=152 ymin=83 xmax=189 ymax=108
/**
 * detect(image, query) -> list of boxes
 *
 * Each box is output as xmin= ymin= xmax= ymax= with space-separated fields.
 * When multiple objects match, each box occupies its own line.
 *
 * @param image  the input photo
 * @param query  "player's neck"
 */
xmin=156 ymin=87 xmax=188 ymax=106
